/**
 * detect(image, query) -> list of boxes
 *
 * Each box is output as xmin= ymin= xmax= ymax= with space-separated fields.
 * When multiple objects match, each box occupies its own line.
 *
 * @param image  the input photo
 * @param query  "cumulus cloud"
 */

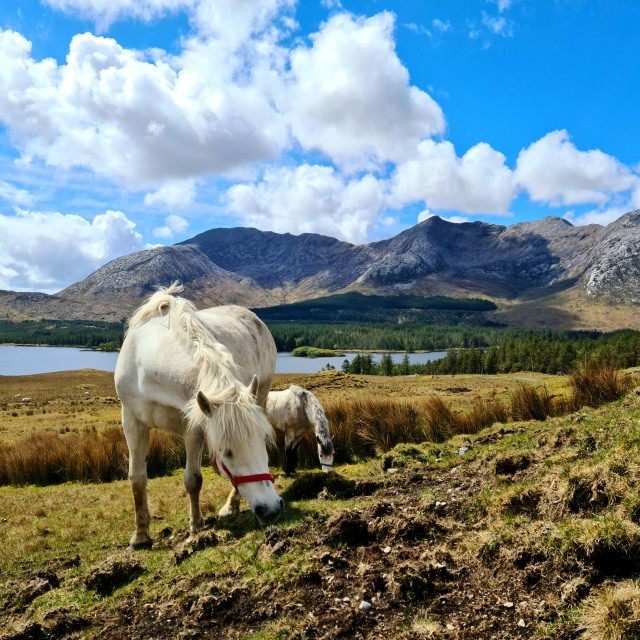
xmin=226 ymin=164 xmax=387 ymax=243
xmin=0 ymin=209 xmax=145 ymax=291
xmin=144 ymin=180 xmax=196 ymax=209
xmin=152 ymin=214 xmax=189 ymax=239
xmin=392 ymin=140 xmax=516 ymax=214
xmin=516 ymin=130 xmax=638 ymax=206
xmin=0 ymin=24 xmax=289 ymax=187
xmin=285 ymin=12 xmax=445 ymax=167
xmin=0 ymin=180 xmax=35 ymax=207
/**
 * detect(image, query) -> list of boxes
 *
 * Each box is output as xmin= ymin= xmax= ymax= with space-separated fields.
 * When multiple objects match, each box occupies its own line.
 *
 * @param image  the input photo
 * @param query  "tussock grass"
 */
xmin=581 ymin=580 xmax=640 ymax=640
xmin=1 ymin=361 xmax=635 ymax=484
xmin=0 ymin=428 xmax=186 ymax=486
xmin=570 ymin=360 xmax=635 ymax=409
xmin=510 ymin=383 xmax=557 ymax=421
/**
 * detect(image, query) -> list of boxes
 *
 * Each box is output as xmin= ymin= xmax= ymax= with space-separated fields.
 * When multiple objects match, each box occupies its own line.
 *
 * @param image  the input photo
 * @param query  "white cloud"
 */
xmin=418 ymin=210 xmax=469 ymax=224
xmin=226 ymin=164 xmax=387 ymax=243
xmin=392 ymin=139 xmax=516 ymax=214
xmin=516 ymin=130 xmax=638 ymax=206
xmin=152 ymin=214 xmax=189 ymax=239
xmin=0 ymin=180 xmax=35 ymax=207
xmin=481 ymin=12 xmax=515 ymax=37
xmin=43 ymin=0 xmax=194 ymax=32
xmin=144 ymin=180 xmax=196 ymax=209
xmin=563 ymin=206 xmax=632 ymax=227
xmin=0 ymin=209 xmax=144 ymax=292
xmin=488 ymin=0 xmax=513 ymax=13
xmin=321 ymin=0 xmax=342 ymax=9
xmin=432 ymin=19 xmax=450 ymax=32
xmin=0 ymin=24 xmax=289 ymax=187
xmin=285 ymin=12 xmax=445 ymax=168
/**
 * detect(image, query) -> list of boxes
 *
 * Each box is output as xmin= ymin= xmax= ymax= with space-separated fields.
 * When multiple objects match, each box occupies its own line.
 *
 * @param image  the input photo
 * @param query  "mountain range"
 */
xmin=2 ymin=210 xmax=640 ymax=330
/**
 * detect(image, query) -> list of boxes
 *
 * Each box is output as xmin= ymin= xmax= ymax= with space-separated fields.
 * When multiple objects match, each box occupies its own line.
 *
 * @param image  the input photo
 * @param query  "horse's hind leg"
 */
xmin=183 ymin=429 xmax=205 ymax=534
xmin=122 ymin=406 xmax=153 ymax=550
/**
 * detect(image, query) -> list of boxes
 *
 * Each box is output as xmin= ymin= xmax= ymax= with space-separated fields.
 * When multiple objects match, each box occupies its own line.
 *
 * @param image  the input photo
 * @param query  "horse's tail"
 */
xmin=126 ymin=281 xmax=185 ymax=332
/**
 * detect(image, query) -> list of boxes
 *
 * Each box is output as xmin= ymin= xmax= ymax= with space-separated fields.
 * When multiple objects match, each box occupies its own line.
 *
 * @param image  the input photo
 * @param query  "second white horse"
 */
xmin=266 ymin=385 xmax=334 ymax=475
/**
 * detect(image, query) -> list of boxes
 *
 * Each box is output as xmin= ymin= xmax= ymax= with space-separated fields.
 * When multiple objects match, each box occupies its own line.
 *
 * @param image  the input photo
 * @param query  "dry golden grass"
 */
xmin=580 ymin=580 xmax=640 ymax=640
xmin=0 ymin=363 xmax=630 ymax=484
xmin=569 ymin=360 xmax=635 ymax=409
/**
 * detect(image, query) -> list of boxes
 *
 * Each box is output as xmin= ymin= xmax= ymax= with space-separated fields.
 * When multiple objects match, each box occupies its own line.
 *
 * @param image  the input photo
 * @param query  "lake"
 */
xmin=0 ymin=345 xmax=448 ymax=376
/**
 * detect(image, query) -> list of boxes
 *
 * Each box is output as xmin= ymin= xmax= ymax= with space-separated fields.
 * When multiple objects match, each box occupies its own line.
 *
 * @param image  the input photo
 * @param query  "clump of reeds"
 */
xmin=580 ymin=580 xmax=640 ymax=640
xmin=510 ymin=384 xmax=556 ymax=422
xmin=455 ymin=398 xmax=509 ymax=435
xmin=569 ymin=360 xmax=635 ymax=409
xmin=0 ymin=428 xmax=185 ymax=486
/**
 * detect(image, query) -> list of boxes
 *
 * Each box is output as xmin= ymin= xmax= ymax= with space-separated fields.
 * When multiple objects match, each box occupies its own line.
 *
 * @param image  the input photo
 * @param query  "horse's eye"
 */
xmin=225 ymin=450 xmax=233 ymax=458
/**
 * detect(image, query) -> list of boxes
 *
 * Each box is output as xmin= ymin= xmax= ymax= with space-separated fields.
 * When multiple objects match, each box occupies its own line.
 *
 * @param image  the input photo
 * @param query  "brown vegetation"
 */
xmin=0 ymin=361 xmax=635 ymax=486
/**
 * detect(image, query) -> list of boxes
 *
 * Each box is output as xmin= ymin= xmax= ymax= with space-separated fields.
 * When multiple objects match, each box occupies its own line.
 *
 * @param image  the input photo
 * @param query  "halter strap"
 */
xmin=320 ymin=462 xmax=333 ymax=468
xmin=213 ymin=454 xmax=276 ymax=488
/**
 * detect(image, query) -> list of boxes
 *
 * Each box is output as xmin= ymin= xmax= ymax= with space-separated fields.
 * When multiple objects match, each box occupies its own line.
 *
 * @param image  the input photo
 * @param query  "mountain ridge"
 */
xmin=2 ymin=211 xmax=640 ymax=330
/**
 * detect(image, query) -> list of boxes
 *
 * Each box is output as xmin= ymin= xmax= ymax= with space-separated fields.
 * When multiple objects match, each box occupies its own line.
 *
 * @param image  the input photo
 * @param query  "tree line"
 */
xmin=267 ymin=322 xmax=605 ymax=353
xmin=0 ymin=319 xmax=124 ymax=348
xmin=340 ymin=330 xmax=640 ymax=376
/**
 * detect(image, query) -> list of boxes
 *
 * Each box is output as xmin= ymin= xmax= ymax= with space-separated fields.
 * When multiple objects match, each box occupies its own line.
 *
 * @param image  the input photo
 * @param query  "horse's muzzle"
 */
xmin=252 ymin=497 xmax=284 ymax=525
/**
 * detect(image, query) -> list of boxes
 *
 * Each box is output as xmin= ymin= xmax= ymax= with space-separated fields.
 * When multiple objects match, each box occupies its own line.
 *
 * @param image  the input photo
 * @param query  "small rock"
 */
xmin=518 ymin=619 xmax=526 ymax=628
xmin=458 ymin=446 xmax=470 ymax=456
xmin=450 ymin=467 xmax=458 ymax=474
xmin=359 ymin=601 xmax=372 ymax=612
xmin=446 ymin=624 xmax=455 ymax=631
xmin=382 ymin=546 xmax=392 ymax=554
xmin=386 ymin=468 xmax=398 ymax=474
xmin=504 ymin=602 xmax=514 ymax=609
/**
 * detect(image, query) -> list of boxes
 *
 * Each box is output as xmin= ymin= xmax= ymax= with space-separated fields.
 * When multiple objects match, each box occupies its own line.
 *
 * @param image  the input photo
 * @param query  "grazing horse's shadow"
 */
xmin=281 ymin=470 xmax=372 ymax=502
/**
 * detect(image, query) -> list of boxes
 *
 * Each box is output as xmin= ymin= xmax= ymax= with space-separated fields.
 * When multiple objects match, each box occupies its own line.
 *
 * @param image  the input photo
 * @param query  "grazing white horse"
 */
xmin=266 ymin=385 xmax=334 ymax=476
xmin=115 ymin=284 xmax=283 ymax=550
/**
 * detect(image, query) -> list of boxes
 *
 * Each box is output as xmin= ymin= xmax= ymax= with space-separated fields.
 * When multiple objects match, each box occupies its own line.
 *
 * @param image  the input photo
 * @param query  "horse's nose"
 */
xmin=253 ymin=498 xmax=284 ymax=525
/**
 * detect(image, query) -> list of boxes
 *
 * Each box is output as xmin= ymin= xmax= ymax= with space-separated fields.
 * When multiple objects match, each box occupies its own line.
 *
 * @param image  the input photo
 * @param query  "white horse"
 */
xmin=115 ymin=284 xmax=283 ymax=550
xmin=266 ymin=385 xmax=334 ymax=476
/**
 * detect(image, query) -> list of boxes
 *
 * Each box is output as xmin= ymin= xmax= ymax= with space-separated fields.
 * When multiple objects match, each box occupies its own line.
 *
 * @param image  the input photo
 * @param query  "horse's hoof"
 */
xmin=128 ymin=537 xmax=153 ymax=551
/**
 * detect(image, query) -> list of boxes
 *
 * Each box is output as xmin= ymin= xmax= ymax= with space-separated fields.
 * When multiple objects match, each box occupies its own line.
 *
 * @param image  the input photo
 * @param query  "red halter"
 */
xmin=213 ymin=454 xmax=275 ymax=488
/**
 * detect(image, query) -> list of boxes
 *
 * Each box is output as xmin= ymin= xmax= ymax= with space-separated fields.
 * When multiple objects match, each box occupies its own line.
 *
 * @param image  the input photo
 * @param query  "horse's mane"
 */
xmin=127 ymin=282 xmax=273 ymax=451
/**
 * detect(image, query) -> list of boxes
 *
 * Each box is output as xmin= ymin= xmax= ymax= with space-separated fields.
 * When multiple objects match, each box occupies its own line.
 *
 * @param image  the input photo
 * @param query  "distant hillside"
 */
xmin=2 ymin=211 xmax=640 ymax=330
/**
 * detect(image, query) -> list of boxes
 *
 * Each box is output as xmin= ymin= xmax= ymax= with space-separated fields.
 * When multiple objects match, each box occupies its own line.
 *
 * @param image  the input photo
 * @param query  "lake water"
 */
xmin=0 ymin=345 xmax=448 ymax=376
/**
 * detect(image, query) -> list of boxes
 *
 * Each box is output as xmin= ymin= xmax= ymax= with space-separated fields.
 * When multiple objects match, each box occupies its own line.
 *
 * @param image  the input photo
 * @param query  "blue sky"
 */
xmin=0 ymin=0 xmax=639 ymax=292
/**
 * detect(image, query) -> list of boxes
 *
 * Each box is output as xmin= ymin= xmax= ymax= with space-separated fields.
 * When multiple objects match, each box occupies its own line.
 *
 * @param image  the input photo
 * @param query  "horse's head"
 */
xmin=197 ymin=376 xmax=284 ymax=525
xmin=316 ymin=423 xmax=335 ymax=474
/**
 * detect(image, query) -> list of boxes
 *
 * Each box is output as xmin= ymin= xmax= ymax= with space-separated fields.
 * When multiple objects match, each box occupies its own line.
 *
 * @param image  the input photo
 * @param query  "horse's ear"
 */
xmin=248 ymin=375 xmax=259 ymax=399
xmin=197 ymin=391 xmax=214 ymax=417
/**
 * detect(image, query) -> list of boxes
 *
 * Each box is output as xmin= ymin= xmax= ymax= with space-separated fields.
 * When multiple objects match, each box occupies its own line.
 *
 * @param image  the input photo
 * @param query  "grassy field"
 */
xmin=2 ymin=368 xmax=640 ymax=638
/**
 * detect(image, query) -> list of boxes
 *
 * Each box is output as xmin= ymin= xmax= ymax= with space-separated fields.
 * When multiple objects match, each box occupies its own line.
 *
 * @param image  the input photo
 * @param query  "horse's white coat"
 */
xmin=266 ymin=385 xmax=334 ymax=474
xmin=115 ymin=284 xmax=282 ymax=549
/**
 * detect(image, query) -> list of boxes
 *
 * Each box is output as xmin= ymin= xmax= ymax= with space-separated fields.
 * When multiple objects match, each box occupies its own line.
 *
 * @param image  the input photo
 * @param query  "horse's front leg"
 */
xmin=183 ymin=428 xmax=205 ymax=534
xmin=122 ymin=407 xmax=152 ymax=550
xmin=218 ymin=487 xmax=241 ymax=518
